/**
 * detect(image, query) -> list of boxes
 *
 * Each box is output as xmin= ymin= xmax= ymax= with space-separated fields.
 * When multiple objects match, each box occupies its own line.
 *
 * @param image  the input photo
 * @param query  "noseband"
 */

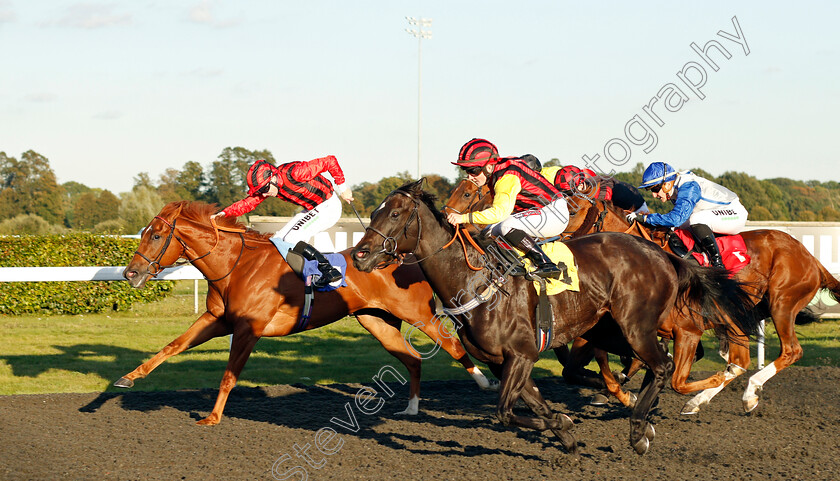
xmin=363 ymin=191 xmax=423 ymax=268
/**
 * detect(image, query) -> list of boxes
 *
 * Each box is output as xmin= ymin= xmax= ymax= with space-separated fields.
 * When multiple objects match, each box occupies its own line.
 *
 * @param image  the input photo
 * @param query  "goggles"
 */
xmin=463 ymin=166 xmax=484 ymax=176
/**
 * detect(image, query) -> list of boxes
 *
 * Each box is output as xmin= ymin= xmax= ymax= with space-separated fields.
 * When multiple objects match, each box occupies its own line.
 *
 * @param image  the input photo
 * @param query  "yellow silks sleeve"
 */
xmin=470 ymin=174 xmax=521 ymax=225
xmin=540 ymin=165 xmax=561 ymax=185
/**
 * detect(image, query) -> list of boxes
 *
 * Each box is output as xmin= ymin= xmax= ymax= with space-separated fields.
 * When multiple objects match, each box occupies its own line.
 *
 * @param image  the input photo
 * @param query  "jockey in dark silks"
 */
xmin=630 ymin=162 xmax=748 ymax=269
xmin=542 ymin=165 xmax=649 ymax=213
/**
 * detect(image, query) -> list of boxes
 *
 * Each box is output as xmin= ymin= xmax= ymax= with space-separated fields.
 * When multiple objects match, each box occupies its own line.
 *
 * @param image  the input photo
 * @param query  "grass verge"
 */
xmin=1 ymin=281 xmax=838 ymax=395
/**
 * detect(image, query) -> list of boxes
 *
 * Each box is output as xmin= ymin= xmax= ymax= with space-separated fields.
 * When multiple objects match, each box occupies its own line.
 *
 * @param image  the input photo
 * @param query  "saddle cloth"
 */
xmin=520 ymin=241 xmax=581 ymax=296
xmin=673 ymin=229 xmax=751 ymax=274
xmin=269 ymin=238 xmax=348 ymax=291
xmin=302 ymin=255 xmax=348 ymax=291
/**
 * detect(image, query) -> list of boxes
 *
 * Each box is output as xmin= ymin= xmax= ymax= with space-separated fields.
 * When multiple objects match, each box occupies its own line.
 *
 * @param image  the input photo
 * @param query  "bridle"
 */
xmin=133 ymin=206 xmax=247 ymax=283
xmin=364 ymin=190 xmax=485 ymax=271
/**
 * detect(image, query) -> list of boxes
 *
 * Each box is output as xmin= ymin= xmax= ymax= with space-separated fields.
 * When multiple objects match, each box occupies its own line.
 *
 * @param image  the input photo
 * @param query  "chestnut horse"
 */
xmin=120 ymin=201 xmax=495 ymax=425
xmin=352 ymin=180 xmax=759 ymax=455
xmin=564 ymin=197 xmax=840 ymax=413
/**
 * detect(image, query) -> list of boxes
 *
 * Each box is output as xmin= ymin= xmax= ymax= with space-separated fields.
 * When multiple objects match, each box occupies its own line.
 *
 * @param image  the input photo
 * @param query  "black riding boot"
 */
xmin=690 ymin=224 xmax=725 ymax=269
xmin=504 ymin=229 xmax=562 ymax=279
xmin=293 ymin=241 xmax=343 ymax=288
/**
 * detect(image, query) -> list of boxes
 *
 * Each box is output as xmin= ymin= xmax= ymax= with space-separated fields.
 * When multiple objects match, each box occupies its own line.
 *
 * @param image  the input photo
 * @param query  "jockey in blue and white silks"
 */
xmin=629 ymin=162 xmax=748 ymax=269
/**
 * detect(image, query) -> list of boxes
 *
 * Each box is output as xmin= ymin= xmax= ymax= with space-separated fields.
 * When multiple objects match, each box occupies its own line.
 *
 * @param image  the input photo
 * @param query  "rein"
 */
xmin=133 ymin=207 xmax=249 ymax=283
xmin=366 ymin=191 xmax=486 ymax=271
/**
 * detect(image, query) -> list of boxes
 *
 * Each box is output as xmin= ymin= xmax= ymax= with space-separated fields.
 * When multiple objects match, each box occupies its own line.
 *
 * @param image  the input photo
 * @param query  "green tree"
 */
xmin=206 ymin=147 xmax=275 ymax=207
xmin=120 ymin=186 xmax=165 ymax=233
xmin=0 ymin=150 xmax=65 ymax=224
xmin=175 ymin=161 xmax=207 ymax=202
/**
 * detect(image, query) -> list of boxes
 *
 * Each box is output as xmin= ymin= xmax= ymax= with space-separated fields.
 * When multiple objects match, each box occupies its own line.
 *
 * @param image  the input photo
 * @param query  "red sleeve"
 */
xmin=222 ymin=195 xmax=264 ymax=218
xmin=288 ymin=155 xmax=346 ymax=186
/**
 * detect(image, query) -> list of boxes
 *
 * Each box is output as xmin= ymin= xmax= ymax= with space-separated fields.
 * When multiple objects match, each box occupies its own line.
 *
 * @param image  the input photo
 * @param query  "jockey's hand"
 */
xmin=211 ymin=211 xmax=226 ymax=220
xmin=339 ymin=189 xmax=354 ymax=203
xmin=626 ymin=212 xmax=646 ymax=224
xmin=446 ymin=212 xmax=464 ymax=226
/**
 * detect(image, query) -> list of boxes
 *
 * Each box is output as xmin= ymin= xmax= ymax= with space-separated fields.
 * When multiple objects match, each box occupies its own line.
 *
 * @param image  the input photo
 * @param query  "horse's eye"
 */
xmin=464 ymin=192 xmax=471 ymax=198
xmin=153 ymin=234 xmax=161 ymax=240
xmin=390 ymin=210 xmax=399 ymax=218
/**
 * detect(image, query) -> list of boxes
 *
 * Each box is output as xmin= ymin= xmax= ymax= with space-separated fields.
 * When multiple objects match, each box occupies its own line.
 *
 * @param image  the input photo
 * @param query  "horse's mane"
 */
xmin=395 ymin=181 xmax=452 ymax=230
xmin=160 ymin=201 xmax=273 ymax=241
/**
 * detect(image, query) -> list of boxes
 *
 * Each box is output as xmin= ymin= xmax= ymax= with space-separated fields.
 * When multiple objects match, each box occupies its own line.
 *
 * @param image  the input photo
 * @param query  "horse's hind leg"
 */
xmin=115 ymin=311 xmax=228 ymax=388
xmin=197 ymin=326 xmax=259 ymax=426
xmin=355 ymin=313 xmax=423 ymax=415
xmin=627 ymin=336 xmax=672 ymax=455
xmin=744 ymin=294 xmax=811 ymax=412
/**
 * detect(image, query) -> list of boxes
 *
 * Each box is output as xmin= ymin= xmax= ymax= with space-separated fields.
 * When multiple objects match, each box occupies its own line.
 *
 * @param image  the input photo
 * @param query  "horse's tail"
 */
xmin=791 ymin=261 xmax=840 ymax=325
xmin=818 ymin=261 xmax=840 ymax=304
xmin=668 ymin=255 xmax=762 ymax=341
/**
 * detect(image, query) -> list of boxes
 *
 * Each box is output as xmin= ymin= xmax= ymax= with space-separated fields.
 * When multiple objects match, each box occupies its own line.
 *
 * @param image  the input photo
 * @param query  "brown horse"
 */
xmin=120 ymin=201 xmax=495 ymax=425
xmin=352 ymin=180 xmax=760 ymax=455
xmin=442 ymin=179 xmax=745 ymax=410
xmin=565 ymin=198 xmax=840 ymax=413
xmin=443 ymin=179 xmax=635 ymax=393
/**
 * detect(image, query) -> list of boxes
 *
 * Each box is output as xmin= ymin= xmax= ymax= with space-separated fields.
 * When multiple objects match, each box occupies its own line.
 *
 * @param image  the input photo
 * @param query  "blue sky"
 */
xmin=2 ymin=1 xmax=839 ymax=194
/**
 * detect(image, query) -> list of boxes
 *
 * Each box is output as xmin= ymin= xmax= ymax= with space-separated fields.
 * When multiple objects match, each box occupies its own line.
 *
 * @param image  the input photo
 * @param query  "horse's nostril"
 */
xmin=355 ymin=250 xmax=367 ymax=259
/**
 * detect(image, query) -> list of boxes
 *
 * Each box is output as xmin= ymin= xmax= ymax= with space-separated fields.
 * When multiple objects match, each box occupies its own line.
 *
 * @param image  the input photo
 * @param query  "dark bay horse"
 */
xmin=120 ymin=201 xmax=495 ymax=425
xmin=443 ymin=178 xmax=751 ymax=410
xmin=565 ymin=198 xmax=840 ymax=413
xmin=351 ymin=180 xmax=759 ymax=455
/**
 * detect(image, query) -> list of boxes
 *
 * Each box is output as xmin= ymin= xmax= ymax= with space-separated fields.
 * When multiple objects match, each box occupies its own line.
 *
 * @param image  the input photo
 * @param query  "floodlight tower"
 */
xmin=405 ymin=16 xmax=432 ymax=180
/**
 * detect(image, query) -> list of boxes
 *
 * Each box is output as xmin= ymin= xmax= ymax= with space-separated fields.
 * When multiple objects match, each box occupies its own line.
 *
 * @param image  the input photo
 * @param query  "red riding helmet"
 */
xmin=246 ymin=160 xmax=277 ymax=196
xmin=452 ymin=138 xmax=500 ymax=168
xmin=555 ymin=165 xmax=584 ymax=193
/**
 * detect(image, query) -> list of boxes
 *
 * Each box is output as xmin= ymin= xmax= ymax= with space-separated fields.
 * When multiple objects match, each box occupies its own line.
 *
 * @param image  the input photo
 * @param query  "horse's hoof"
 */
xmin=394 ymin=408 xmax=419 ymax=416
xmin=482 ymin=380 xmax=501 ymax=392
xmin=612 ymin=371 xmax=628 ymax=384
xmin=644 ymin=423 xmax=655 ymax=442
xmin=627 ymin=392 xmax=638 ymax=408
xmin=680 ymin=401 xmax=701 ymax=416
xmin=743 ymin=396 xmax=759 ymax=413
xmin=632 ymin=436 xmax=650 ymax=455
xmin=196 ymin=416 xmax=219 ymax=426
xmin=590 ymin=393 xmax=610 ymax=406
xmin=114 ymin=377 xmax=134 ymax=388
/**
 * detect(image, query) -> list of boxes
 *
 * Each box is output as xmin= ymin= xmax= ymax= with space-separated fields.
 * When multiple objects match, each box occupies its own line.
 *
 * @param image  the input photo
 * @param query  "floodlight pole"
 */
xmin=406 ymin=17 xmax=432 ymax=180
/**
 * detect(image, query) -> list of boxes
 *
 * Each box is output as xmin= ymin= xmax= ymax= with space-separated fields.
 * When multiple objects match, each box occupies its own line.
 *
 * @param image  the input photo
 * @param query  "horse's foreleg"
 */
xmin=495 ymin=355 xmax=572 ymax=434
xmin=592 ymin=348 xmax=636 ymax=407
xmin=197 ymin=328 xmax=259 ymax=426
xmin=561 ymin=338 xmax=604 ymax=388
xmin=680 ymin=333 xmax=749 ymax=415
xmin=115 ymin=311 xmax=228 ymax=388
xmin=518 ymin=377 xmax=578 ymax=456
xmin=410 ymin=312 xmax=498 ymax=391
xmin=355 ymin=314 xmax=422 ymax=415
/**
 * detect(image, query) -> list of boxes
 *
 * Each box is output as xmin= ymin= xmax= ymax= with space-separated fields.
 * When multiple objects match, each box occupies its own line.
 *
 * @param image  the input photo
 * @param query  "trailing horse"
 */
xmin=352 ymin=180 xmax=759 ymax=455
xmin=120 ymin=201 xmax=495 ymax=425
xmin=565 ymin=197 xmax=840 ymax=413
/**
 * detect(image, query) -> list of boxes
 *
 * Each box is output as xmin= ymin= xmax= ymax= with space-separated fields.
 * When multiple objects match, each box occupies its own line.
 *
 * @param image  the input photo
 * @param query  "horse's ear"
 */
xmin=410 ymin=178 xmax=425 ymax=194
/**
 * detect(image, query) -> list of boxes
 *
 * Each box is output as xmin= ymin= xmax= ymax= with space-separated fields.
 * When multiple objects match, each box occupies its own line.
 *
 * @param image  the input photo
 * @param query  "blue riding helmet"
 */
xmin=638 ymin=162 xmax=677 ymax=189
